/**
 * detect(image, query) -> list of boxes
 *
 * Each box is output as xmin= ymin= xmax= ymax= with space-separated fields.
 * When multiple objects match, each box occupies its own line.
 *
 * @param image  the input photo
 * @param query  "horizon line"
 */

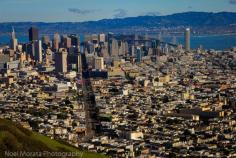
xmin=0 ymin=11 xmax=235 ymax=23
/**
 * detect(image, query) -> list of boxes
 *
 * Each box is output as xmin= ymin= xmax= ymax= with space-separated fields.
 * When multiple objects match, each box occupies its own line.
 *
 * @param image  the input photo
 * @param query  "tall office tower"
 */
xmin=30 ymin=42 xmax=35 ymax=59
xmin=111 ymin=38 xmax=119 ymax=57
xmin=99 ymin=33 xmax=106 ymax=43
xmin=151 ymin=40 xmax=157 ymax=49
xmin=119 ymin=41 xmax=128 ymax=56
xmin=42 ymin=35 xmax=50 ymax=45
xmin=62 ymin=35 xmax=71 ymax=49
xmin=95 ymin=57 xmax=104 ymax=70
xmin=107 ymin=32 xmax=114 ymax=42
xmin=86 ymin=42 xmax=95 ymax=54
xmin=42 ymin=35 xmax=50 ymax=50
xmin=131 ymin=45 xmax=135 ymax=56
xmin=91 ymin=34 xmax=98 ymax=43
xmin=118 ymin=41 xmax=124 ymax=56
xmin=185 ymin=28 xmax=191 ymax=51
xmin=136 ymin=47 xmax=142 ymax=63
xmin=124 ymin=41 xmax=129 ymax=55
xmin=29 ymin=27 xmax=39 ymax=42
xmin=68 ymin=46 xmax=77 ymax=54
xmin=10 ymin=28 xmax=18 ymax=51
xmin=34 ymin=40 xmax=42 ymax=63
xmin=134 ymin=34 xmax=139 ymax=46
xmin=69 ymin=34 xmax=80 ymax=47
xmin=45 ymin=49 xmax=53 ymax=66
xmin=53 ymin=33 xmax=60 ymax=51
xmin=76 ymin=53 xmax=82 ymax=73
xmin=101 ymin=42 xmax=109 ymax=58
xmin=164 ymin=44 xmax=169 ymax=54
xmin=148 ymin=48 xmax=153 ymax=56
xmin=55 ymin=48 xmax=68 ymax=73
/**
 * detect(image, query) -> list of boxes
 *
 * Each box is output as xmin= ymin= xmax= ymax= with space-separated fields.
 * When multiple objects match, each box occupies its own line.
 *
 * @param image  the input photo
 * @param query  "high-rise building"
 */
xmin=76 ymin=53 xmax=82 ymax=73
xmin=42 ymin=35 xmax=50 ymax=45
xmin=99 ymin=34 xmax=106 ymax=43
xmin=95 ymin=57 xmax=104 ymax=70
xmin=45 ymin=49 xmax=53 ymax=66
xmin=29 ymin=27 xmax=39 ymax=42
xmin=62 ymin=35 xmax=71 ymax=49
xmin=118 ymin=41 xmax=128 ymax=56
xmin=34 ymin=40 xmax=42 ymax=63
xmin=42 ymin=35 xmax=50 ymax=50
xmin=29 ymin=42 xmax=35 ymax=59
xmin=10 ymin=28 xmax=18 ymax=51
xmin=107 ymin=32 xmax=114 ymax=42
xmin=69 ymin=34 xmax=80 ymax=47
xmin=111 ymin=38 xmax=119 ymax=57
xmin=185 ymin=28 xmax=191 ymax=51
xmin=131 ymin=45 xmax=135 ymax=57
xmin=91 ymin=34 xmax=98 ymax=43
xmin=101 ymin=42 xmax=109 ymax=58
xmin=53 ymin=33 xmax=60 ymax=51
xmin=55 ymin=48 xmax=68 ymax=73
xmin=136 ymin=47 xmax=142 ymax=63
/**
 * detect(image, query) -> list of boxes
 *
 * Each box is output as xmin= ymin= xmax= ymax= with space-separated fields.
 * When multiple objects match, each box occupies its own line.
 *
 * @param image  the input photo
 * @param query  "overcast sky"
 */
xmin=0 ymin=0 xmax=236 ymax=22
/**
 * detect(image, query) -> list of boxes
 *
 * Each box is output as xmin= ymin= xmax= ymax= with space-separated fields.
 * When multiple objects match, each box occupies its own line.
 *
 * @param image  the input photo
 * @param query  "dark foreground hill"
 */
xmin=0 ymin=12 xmax=236 ymax=35
xmin=0 ymin=119 xmax=107 ymax=158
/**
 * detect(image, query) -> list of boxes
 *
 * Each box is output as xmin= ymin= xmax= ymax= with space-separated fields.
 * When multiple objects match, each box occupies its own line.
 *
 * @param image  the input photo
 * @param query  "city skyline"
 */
xmin=0 ymin=0 xmax=236 ymax=22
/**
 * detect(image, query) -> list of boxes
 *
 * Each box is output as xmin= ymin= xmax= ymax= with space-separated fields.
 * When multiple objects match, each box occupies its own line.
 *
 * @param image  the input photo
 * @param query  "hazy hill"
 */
xmin=0 ymin=12 xmax=236 ymax=35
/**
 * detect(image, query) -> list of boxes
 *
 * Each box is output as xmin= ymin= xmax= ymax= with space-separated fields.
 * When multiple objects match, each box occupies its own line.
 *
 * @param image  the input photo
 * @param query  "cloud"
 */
xmin=144 ymin=12 xmax=162 ymax=16
xmin=229 ymin=0 xmax=236 ymax=4
xmin=68 ymin=8 xmax=98 ymax=15
xmin=113 ymin=9 xmax=127 ymax=19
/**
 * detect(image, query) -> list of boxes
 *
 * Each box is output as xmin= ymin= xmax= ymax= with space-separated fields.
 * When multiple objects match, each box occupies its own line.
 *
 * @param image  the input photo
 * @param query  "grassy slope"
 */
xmin=0 ymin=119 xmax=107 ymax=158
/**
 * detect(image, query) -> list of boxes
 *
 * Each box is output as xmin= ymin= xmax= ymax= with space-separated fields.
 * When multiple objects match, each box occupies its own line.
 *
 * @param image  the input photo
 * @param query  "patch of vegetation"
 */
xmin=0 ymin=119 xmax=108 ymax=158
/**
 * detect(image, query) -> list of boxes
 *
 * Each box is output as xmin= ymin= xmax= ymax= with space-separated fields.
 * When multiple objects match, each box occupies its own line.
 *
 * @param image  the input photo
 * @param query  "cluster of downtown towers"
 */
xmin=9 ymin=26 xmax=191 ymax=73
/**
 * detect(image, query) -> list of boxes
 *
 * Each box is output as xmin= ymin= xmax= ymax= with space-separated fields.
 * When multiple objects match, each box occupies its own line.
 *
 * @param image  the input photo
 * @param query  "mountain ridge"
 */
xmin=0 ymin=11 xmax=236 ymax=35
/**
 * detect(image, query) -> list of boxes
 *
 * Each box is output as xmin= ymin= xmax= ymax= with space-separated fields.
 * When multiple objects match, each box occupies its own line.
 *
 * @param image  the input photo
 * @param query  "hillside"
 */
xmin=0 ymin=12 xmax=236 ymax=35
xmin=0 ymin=119 xmax=107 ymax=158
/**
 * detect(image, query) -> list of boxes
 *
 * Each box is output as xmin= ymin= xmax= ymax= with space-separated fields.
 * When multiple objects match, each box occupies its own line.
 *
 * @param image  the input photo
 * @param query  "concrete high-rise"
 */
xmin=101 ymin=42 xmax=109 ymax=58
xmin=69 ymin=34 xmax=80 ymax=47
xmin=136 ymin=47 xmax=142 ymax=63
xmin=118 ymin=41 xmax=128 ymax=56
xmin=53 ymin=33 xmax=60 ymax=51
xmin=29 ymin=27 xmax=39 ymax=42
xmin=62 ymin=35 xmax=71 ymax=49
xmin=55 ymin=48 xmax=68 ymax=73
xmin=111 ymin=38 xmax=119 ymax=57
xmin=185 ymin=28 xmax=191 ymax=51
xmin=99 ymin=34 xmax=106 ymax=43
xmin=76 ymin=53 xmax=82 ymax=73
xmin=42 ymin=36 xmax=50 ymax=45
xmin=95 ymin=57 xmax=104 ymax=70
xmin=34 ymin=40 xmax=42 ymax=63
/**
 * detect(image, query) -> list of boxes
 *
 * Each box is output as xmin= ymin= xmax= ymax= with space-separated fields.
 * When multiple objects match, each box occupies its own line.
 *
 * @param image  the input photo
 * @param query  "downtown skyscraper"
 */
xmin=185 ymin=28 xmax=191 ymax=51
xmin=29 ymin=27 xmax=39 ymax=42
